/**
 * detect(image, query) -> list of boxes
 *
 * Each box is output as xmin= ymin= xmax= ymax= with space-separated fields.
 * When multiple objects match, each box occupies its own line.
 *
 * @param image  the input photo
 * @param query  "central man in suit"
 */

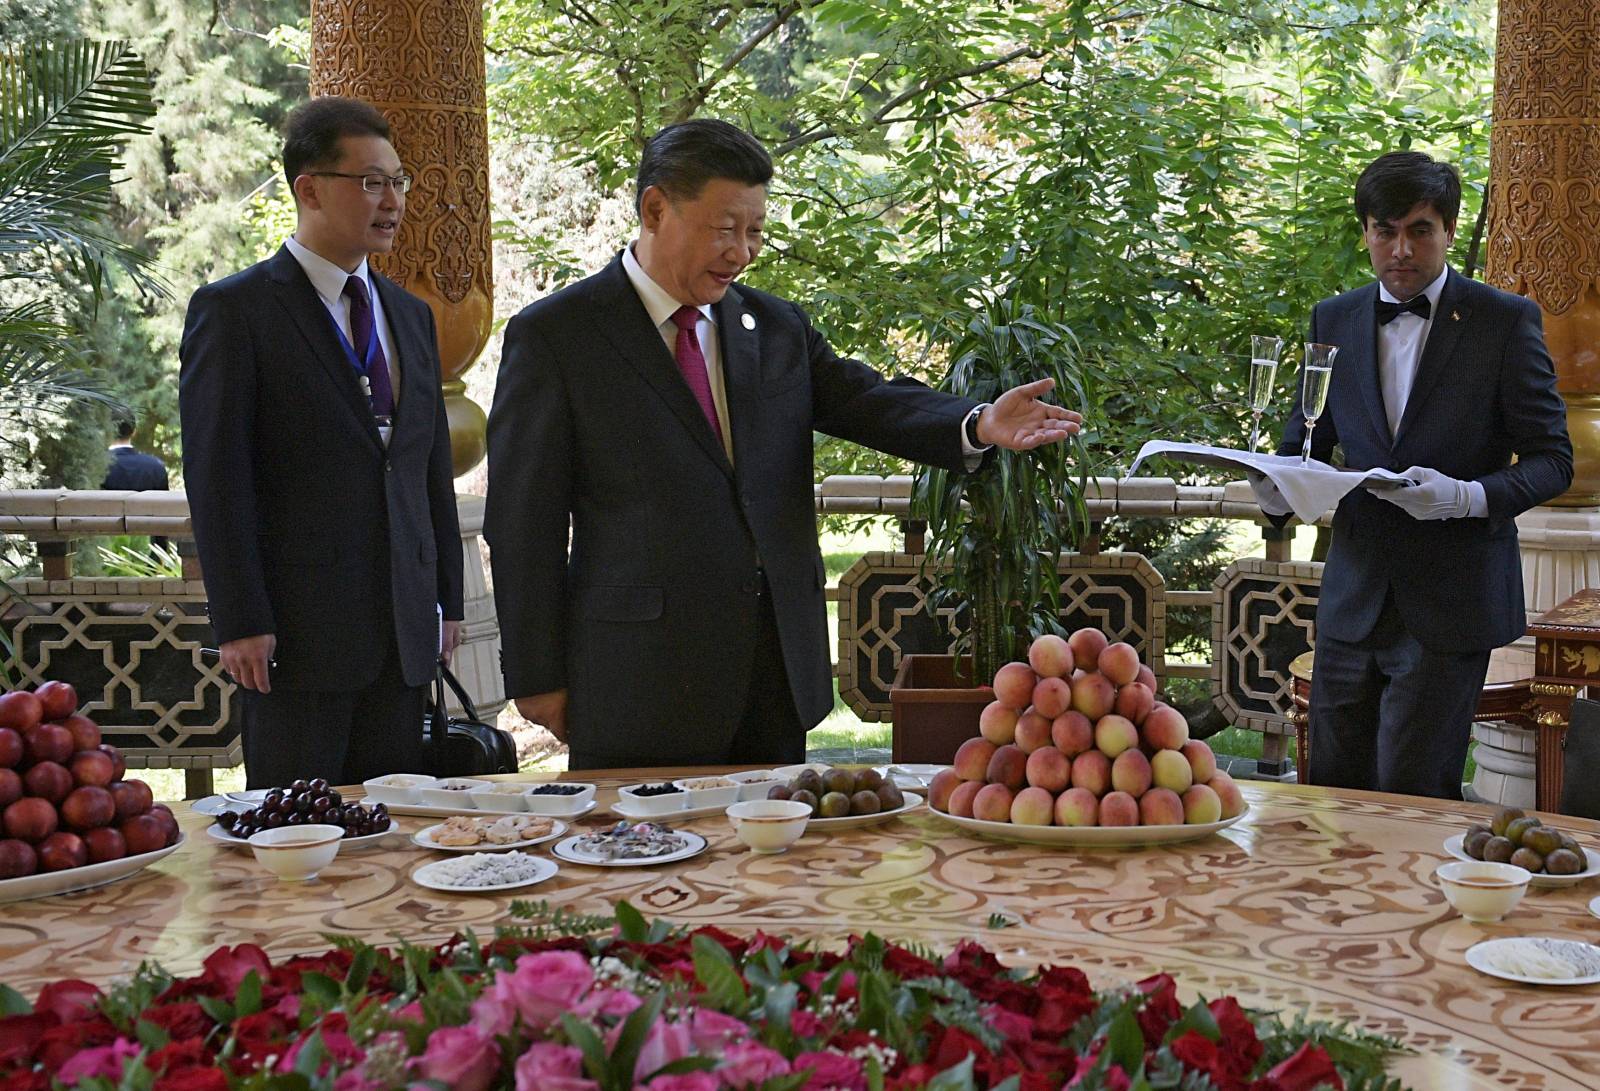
xmin=486 ymin=119 xmax=1081 ymax=769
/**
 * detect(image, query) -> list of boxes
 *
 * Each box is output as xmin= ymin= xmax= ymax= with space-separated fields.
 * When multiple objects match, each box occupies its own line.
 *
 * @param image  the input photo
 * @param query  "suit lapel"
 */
xmin=267 ymin=248 xmax=383 ymax=451
xmin=713 ymin=285 xmax=761 ymax=473
xmin=1394 ymin=268 xmax=1471 ymax=449
xmin=1347 ymin=282 xmax=1391 ymax=450
xmin=590 ymin=258 xmax=733 ymax=477
xmin=372 ymin=272 xmax=433 ymax=442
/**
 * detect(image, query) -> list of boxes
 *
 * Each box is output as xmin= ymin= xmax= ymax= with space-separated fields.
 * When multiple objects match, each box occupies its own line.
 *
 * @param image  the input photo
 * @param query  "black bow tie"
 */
xmin=1376 ymin=294 xmax=1431 ymax=325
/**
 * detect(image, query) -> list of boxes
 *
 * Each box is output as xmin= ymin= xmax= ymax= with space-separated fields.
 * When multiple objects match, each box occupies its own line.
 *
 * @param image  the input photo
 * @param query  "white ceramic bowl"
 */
xmin=728 ymin=769 xmax=788 ymax=803
xmin=417 ymin=778 xmax=491 ymax=809
xmin=248 ymin=824 xmax=343 ymax=881
xmin=674 ymin=776 xmax=740 ymax=810
xmin=467 ymin=782 xmax=531 ymax=813
xmin=362 ymin=773 xmax=438 ymax=806
xmin=521 ymin=782 xmax=596 ymax=816
xmin=616 ymin=783 xmax=688 ymax=816
xmin=726 ymin=799 xmax=811 ymax=854
xmin=1436 ymin=860 xmax=1531 ymax=922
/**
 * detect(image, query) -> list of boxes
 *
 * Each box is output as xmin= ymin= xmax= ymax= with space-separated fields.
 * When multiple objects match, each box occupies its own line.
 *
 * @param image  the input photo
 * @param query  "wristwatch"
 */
xmin=964 ymin=404 xmax=990 ymax=448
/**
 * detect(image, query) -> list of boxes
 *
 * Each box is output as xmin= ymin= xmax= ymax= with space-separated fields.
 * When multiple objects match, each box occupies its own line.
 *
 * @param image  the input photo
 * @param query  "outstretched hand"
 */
xmin=976 ymin=378 xmax=1083 ymax=451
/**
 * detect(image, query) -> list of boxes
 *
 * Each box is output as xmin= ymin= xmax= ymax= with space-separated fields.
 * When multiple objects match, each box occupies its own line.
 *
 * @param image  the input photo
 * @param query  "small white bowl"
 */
xmin=616 ymin=783 xmax=688 ymax=816
xmin=674 ymin=776 xmax=740 ymax=810
xmin=521 ymin=782 xmax=596 ymax=816
xmin=728 ymin=769 xmax=788 ymax=802
xmin=417 ymin=778 xmax=491 ymax=809
xmin=1436 ymin=860 xmax=1531 ymax=923
xmin=468 ymin=782 xmax=532 ymax=813
xmin=362 ymin=772 xmax=438 ymax=806
xmin=248 ymin=824 xmax=343 ymax=881
xmin=726 ymin=799 xmax=811 ymax=853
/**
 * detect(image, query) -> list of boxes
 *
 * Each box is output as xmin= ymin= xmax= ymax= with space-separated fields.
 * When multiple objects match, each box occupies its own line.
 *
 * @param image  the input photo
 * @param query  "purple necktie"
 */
xmin=343 ymin=275 xmax=394 ymax=418
xmin=670 ymin=305 xmax=723 ymax=444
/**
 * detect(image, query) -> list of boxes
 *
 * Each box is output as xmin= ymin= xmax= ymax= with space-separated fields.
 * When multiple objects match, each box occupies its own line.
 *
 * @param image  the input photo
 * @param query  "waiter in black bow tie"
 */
xmin=1250 ymin=150 xmax=1571 ymax=799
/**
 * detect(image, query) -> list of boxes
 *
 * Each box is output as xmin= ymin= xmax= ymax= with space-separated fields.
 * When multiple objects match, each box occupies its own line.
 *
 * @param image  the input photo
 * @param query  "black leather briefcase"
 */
xmin=425 ymin=665 xmax=518 ymax=777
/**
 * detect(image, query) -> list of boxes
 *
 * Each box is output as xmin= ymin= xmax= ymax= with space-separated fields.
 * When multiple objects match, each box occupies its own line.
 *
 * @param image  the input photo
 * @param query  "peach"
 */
xmin=1094 ymin=714 xmax=1138 ymax=758
xmin=947 ymin=780 xmax=983 ymax=818
xmin=0 ymin=691 xmax=43 ymax=733
xmin=1010 ymin=786 xmax=1055 ymax=826
xmin=1027 ymin=634 xmax=1074 ymax=679
xmin=35 ymin=681 xmax=77 ymax=721
xmin=1071 ymin=672 xmax=1116 ymax=721
xmin=1142 ymin=703 xmax=1189 ymax=751
xmin=992 ymin=663 xmax=1038 ymax=711
xmin=1111 ymin=748 xmax=1152 ymax=796
xmin=0 ymin=838 xmax=37 ymax=878
xmin=928 ymin=769 xmax=963 ymax=812
xmin=972 ymin=783 xmax=1015 ymax=823
xmin=1067 ymin=627 xmax=1109 ymax=673
xmin=1032 ymin=677 xmax=1072 ymax=719
xmin=1100 ymin=791 xmax=1139 ymax=826
xmin=1025 ymin=746 xmax=1072 ymax=793
xmin=61 ymin=714 xmax=100 ymax=753
xmin=985 ymin=744 xmax=1028 ymax=791
xmin=23 ymin=761 xmax=73 ymax=805
xmin=1053 ymin=787 xmax=1099 ymax=827
xmin=1181 ymin=740 xmax=1217 ymax=784
xmin=1099 ymin=642 xmax=1140 ymax=686
xmin=0 ymin=769 xmax=19 ymax=809
xmin=120 ymin=815 xmax=166 ymax=856
xmin=149 ymin=805 xmax=179 ymax=846
xmin=953 ymin=737 xmax=997 ymax=781
xmin=1183 ymin=784 xmax=1222 ymax=824
xmin=24 ymin=722 xmax=73 ymax=765
xmin=98 ymin=744 xmax=125 ymax=781
xmin=1209 ymin=771 xmax=1246 ymax=819
xmin=1151 ymin=749 xmax=1194 ymax=794
xmin=1139 ymin=787 xmax=1185 ymax=826
xmin=37 ymin=831 xmax=87 ymax=872
xmin=1051 ymin=711 xmax=1094 ymax=757
xmin=4 ymin=796 xmax=58 ymax=843
xmin=0 ymin=726 xmax=22 ymax=768
xmin=1014 ymin=709 xmax=1053 ymax=753
xmin=979 ymin=701 xmax=1019 ymax=746
xmin=110 ymin=779 xmax=154 ymax=821
xmin=60 ymin=786 xmax=115 ymax=831
xmin=83 ymin=827 xmax=126 ymax=864
xmin=1070 ymin=750 xmax=1112 ymax=796
xmin=69 ymin=749 xmax=115 ymax=789
xmin=1114 ymin=682 xmax=1155 ymax=725
xmin=1136 ymin=664 xmax=1157 ymax=692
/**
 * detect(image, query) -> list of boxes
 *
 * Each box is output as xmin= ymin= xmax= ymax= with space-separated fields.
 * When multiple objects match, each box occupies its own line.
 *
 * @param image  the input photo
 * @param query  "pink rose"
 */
xmin=500 ymin=951 xmax=595 ymax=1032
xmin=643 ymin=1075 xmax=720 ymax=1091
xmin=688 ymin=1007 xmax=749 ymax=1052
xmin=409 ymin=1025 xmax=500 ymax=1091
xmin=332 ymin=1071 xmax=386 ymax=1091
xmin=790 ymin=1009 xmax=826 ymax=1038
xmin=575 ymin=986 xmax=644 ymax=1021
xmin=793 ymin=1049 xmax=866 ymax=1091
xmin=718 ymin=1040 xmax=791 ymax=1087
xmin=470 ymin=986 xmax=515 ymax=1037
xmin=514 ymin=1042 xmax=597 ymax=1091
xmin=55 ymin=1037 xmax=141 ymax=1082
xmin=631 ymin=1018 xmax=695 ymax=1083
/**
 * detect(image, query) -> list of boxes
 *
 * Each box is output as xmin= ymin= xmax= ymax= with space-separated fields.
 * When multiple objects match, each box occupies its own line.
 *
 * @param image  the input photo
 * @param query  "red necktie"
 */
xmin=670 ymin=305 xmax=723 ymax=444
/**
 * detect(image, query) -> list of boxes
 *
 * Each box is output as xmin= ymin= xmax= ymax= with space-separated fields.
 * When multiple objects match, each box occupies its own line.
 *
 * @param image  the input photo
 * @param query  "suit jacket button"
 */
xmin=385 ymin=459 xmax=393 ymax=472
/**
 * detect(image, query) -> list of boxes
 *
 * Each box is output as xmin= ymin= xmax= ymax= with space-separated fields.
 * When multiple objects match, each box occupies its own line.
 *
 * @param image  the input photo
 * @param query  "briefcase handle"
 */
xmin=428 ymin=664 xmax=483 ymax=748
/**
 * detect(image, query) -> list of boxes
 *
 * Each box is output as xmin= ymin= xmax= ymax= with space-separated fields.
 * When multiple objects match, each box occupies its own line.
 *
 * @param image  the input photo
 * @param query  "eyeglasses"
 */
xmin=308 ymin=171 xmax=413 ymax=194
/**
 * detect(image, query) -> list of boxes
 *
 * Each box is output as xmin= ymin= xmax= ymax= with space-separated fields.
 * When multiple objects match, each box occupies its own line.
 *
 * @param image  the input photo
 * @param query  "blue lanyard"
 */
xmin=326 ymin=299 xmax=382 ymax=378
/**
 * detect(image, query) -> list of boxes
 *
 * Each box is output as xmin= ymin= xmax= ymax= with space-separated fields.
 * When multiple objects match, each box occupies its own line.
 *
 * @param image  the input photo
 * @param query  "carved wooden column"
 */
xmin=309 ymin=0 xmax=491 ymax=475
xmin=1486 ymin=1 xmax=1600 ymax=506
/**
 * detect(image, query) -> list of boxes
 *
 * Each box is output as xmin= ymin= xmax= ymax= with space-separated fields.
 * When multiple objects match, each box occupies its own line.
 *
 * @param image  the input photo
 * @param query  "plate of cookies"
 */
xmin=412 ymin=813 xmax=565 ymax=852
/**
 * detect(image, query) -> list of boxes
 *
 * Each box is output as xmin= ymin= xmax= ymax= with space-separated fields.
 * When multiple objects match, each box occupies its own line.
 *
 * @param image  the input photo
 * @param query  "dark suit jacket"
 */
xmin=179 ymin=246 xmax=464 ymax=691
xmin=1280 ymin=268 xmax=1571 ymax=653
xmin=103 ymin=447 xmax=168 ymax=491
xmin=484 ymin=255 xmax=977 ymax=765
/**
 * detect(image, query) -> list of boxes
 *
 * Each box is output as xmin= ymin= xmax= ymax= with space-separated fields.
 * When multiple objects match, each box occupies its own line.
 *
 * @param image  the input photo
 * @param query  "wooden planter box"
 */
xmin=889 ymin=654 xmax=991 ymax=764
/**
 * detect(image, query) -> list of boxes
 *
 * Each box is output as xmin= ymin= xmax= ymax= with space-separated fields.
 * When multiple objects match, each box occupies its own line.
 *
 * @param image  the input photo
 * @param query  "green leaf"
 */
xmin=1106 ymin=1006 xmax=1147 ymax=1075
xmin=235 ymin=970 xmax=263 ymax=1019
xmin=692 ymin=933 xmax=747 ymax=1011
xmin=133 ymin=1017 xmax=168 ymax=1050
xmin=299 ymin=972 xmax=340 ymax=1011
xmin=345 ymin=947 xmax=376 ymax=996
xmin=614 ymin=900 xmax=650 ymax=943
xmin=604 ymin=991 xmax=667 ymax=1089
xmin=922 ymin=1053 xmax=978 ymax=1090
xmin=0 ymin=984 xmax=30 ymax=1015
xmin=1164 ymin=999 xmax=1220 ymax=1044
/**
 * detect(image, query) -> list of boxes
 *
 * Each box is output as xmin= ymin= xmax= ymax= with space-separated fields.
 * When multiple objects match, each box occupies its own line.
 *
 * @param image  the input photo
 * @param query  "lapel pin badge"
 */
xmin=1452 ymin=310 xmax=1460 ymax=321
xmin=741 ymin=313 xmax=756 ymax=330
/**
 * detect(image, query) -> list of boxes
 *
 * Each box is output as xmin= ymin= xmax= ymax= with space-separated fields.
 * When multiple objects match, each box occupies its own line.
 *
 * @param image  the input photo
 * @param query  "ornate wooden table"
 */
xmin=2 ymin=773 xmax=1598 ymax=1089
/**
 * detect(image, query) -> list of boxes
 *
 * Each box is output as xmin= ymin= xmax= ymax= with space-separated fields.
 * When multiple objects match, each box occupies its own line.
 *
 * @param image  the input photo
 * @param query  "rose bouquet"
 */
xmin=0 ymin=901 xmax=1403 ymax=1090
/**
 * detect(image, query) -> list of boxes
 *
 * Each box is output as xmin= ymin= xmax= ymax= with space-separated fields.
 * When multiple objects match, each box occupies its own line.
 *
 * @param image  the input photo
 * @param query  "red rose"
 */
xmin=1135 ymin=973 xmax=1180 ymax=1046
xmin=881 ymin=944 xmax=941 ymax=980
xmin=689 ymin=924 xmax=748 ymax=958
xmin=146 ymin=1037 xmax=212 ymax=1074
xmin=34 ymin=1016 xmax=118 ymax=1072
xmin=926 ymin=1025 xmax=990 ymax=1072
xmin=1254 ymin=1042 xmax=1344 ymax=1091
xmin=1034 ymin=983 xmax=1097 ymax=1038
xmin=1210 ymin=996 xmax=1264 ymax=1076
xmin=270 ymin=949 xmax=353 ymax=992
xmin=1068 ymin=1050 xmax=1131 ymax=1091
xmin=1008 ymin=1037 xmax=1075 ymax=1079
xmin=943 ymin=940 xmax=1006 ymax=981
xmin=35 ymin=980 xmax=102 ymax=1025
xmin=1038 ymin=965 xmax=1092 ymax=995
xmin=0 ymin=1011 xmax=59 ymax=1067
xmin=228 ymin=1011 xmax=292 ymax=1063
xmin=143 ymin=1002 xmax=211 ymax=1042
xmin=200 ymin=944 xmax=271 ymax=998
xmin=0 ymin=1068 xmax=51 ymax=1091
xmin=154 ymin=1067 xmax=230 ymax=1091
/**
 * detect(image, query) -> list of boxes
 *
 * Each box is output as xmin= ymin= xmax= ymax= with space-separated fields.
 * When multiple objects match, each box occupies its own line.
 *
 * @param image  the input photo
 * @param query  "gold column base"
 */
xmin=1551 ymin=393 xmax=1600 ymax=507
xmin=443 ymin=380 xmax=487 ymax=476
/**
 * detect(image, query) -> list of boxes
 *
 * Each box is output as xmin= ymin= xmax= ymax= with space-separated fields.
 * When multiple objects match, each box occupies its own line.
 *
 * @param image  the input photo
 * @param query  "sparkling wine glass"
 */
xmin=1246 ymin=334 xmax=1284 ymax=452
xmin=1299 ymin=342 xmax=1339 ymax=465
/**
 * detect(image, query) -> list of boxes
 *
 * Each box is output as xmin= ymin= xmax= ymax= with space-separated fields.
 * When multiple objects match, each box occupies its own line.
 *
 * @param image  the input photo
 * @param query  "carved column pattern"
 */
xmin=1486 ymin=1 xmax=1600 ymax=505
xmin=309 ymin=0 xmax=491 ymax=473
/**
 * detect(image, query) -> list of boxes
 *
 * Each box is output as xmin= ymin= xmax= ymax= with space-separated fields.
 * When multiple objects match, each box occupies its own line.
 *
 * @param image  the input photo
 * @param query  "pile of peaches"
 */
xmin=928 ymin=630 xmax=1248 ymax=829
xmin=0 ymin=681 xmax=179 ymax=879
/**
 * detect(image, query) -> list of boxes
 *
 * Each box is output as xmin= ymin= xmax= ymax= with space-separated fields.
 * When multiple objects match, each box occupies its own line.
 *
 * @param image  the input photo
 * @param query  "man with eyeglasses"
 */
xmin=179 ymin=96 xmax=464 ymax=789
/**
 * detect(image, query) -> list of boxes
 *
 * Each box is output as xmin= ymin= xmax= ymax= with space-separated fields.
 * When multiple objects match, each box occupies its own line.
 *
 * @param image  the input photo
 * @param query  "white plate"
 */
xmin=386 ymin=800 xmax=598 ymax=821
xmin=206 ymin=822 xmax=399 ymax=850
xmin=224 ymin=789 xmax=270 ymax=805
xmin=411 ymin=853 xmax=558 ymax=894
xmin=551 ymin=829 xmax=708 ymax=867
xmin=0 ymin=835 xmax=184 ymax=904
xmin=773 ymin=762 xmax=833 ymax=779
xmin=932 ymin=802 xmax=1249 ymax=846
xmin=191 ymin=794 xmax=234 ymax=816
xmin=1589 ymin=894 xmax=1600 ymax=921
xmin=412 ymin=819 xmax=566 ymax=852
xmin=1443 ymin=834 xmax=1600 ymax=888
xmin=808 ymin=792 xmax=924 ymax=831
xmin=875 ymin=764 xmax=948 ymax=788
xmin=612 ymin=798 xmax=728 ymax=822
xmin=1465 ymin=937 xmax=1600 ymax=986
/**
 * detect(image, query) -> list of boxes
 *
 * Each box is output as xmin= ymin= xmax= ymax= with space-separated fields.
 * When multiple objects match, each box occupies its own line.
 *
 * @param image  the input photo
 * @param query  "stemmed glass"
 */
xmin=1299 ymin=342 xmax=1339 ymax=465
xmin=1246 ymin=334 xmax=1284 ymax=452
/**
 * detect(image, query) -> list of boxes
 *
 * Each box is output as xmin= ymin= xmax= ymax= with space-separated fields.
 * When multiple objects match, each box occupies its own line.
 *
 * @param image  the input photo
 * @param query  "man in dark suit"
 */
xmin=485 ymin=119 xmax=1080 ymax=770
xmin=1256 ymin=151 xmax=1571 ymax=799
xmin=180 ymin=97 xmax=464 ymax=789
xmin=103 ymin=419 xmax=168 ymax=491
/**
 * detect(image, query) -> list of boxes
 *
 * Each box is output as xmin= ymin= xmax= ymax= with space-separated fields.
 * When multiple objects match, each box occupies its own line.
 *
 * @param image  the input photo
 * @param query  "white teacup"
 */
xmin=726 ymin=799 xmax=810 ymax=854
xmin=248 ymin=824 xmax=343 ymax=882
xmin=1436 ymin=860 xmax=1530 ymax=923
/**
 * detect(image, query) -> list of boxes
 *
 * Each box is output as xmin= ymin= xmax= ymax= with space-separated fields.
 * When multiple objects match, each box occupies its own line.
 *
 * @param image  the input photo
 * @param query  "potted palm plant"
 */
xmin=889 ymin=296 xmax=1091 ymax=761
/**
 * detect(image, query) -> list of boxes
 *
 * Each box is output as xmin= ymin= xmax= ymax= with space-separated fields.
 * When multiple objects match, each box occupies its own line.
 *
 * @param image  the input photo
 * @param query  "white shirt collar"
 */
xmin=284 ymin=236 xmax=372 ymax=306
xmin=621 ymin=244 xmax=715 ymax=329
xmin=1378 ymin=264 xmax=1449 ymax=308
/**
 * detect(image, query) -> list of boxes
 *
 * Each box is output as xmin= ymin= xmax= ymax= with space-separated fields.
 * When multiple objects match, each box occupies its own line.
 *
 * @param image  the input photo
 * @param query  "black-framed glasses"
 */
xmin=308 ymin=171 xmax=413 ymax=194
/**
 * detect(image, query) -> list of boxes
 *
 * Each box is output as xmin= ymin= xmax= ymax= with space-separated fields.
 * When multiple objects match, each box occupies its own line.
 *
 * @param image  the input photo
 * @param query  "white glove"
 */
xmin=1376 ymin=465 xmax=1471 ymax=520
xmin=1244 ymin=471 xmax=1293 ymax=518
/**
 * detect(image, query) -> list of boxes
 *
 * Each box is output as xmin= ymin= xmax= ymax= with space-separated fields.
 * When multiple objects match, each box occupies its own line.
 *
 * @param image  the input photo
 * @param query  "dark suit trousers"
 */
xmin=1309 ymin=591 xmax=1489 ymax=800
xmin=239 ymin=634 xmax=427 ymax=789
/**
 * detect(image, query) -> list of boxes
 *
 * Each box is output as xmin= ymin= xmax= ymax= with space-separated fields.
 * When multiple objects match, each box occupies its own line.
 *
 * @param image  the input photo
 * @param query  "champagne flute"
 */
xmin=1299 ymin=342 xmax=1339 ymax=465
xmin=1246 ymin=334 xmax=1284 ymax=452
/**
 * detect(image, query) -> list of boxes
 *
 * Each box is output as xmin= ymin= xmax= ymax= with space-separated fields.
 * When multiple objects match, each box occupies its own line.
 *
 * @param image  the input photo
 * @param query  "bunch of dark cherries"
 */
xmin=214 ymin=778 xmax=391 ymax=839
